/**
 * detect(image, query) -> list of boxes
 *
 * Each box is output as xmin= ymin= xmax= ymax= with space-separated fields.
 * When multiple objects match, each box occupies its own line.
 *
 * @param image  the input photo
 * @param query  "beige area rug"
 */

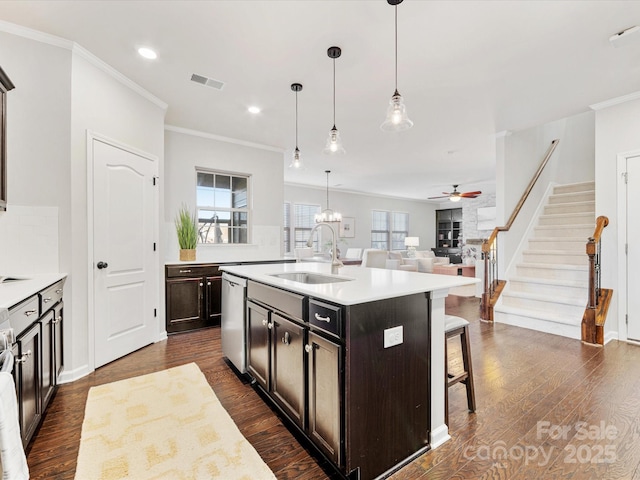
xmin=74 ymin=363 xmax=276 ymax=480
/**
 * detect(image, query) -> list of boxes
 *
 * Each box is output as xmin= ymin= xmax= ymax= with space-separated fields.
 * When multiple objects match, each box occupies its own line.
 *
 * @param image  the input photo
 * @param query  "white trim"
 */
xmin=494 ymin=130 xmax=513 ymax=138
xmin=86 ymin=130 xmax=161 ymax=372
xmin=0 ymin=20 xmax=167 ymax=111
xmin=57 ymin=363 xmax=92 ymax=384
xmin=285 ymin=181 xmax=436 ymax=204
xmin=430 ymin=424 xmax=451 ymax=449
xmin=604 ymin=330 xmax=618 ymax=345
xmin=165 ymin=124 xmax=285 ymax=153
xmin=590 ymin=91 xmax=640 ymax=111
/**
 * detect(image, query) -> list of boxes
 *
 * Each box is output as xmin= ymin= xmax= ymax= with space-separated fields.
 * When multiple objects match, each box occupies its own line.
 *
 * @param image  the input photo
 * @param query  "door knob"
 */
xmin=97 ymin=261 xmax=108 ymax=269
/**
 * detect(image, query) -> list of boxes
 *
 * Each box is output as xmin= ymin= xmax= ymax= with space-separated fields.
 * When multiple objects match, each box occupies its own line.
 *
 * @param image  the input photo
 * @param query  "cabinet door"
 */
xmin=270 ymin=313 xmax=305 ymax=428
xmin=166 ymin=277 xmax=203 ymax=333
xmin=206 ymin=275 xmax=222 ymax=327
xmin=307 ymin=331 xmax=342 ymax=466
xmin=40 ymin=310 xmax=55 ymax=411
xmin=53 ymin=302 xmax=64 ymax=382
xmin=247 ymin=301 xmax=270 ymax=391
xmin=16 ymin=322 xmax=41 ymax=447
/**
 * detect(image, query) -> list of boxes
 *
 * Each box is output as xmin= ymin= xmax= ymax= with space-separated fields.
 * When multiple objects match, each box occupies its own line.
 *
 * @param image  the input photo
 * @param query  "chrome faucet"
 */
xmin=306 ymin=222 xmax=344 ymax=274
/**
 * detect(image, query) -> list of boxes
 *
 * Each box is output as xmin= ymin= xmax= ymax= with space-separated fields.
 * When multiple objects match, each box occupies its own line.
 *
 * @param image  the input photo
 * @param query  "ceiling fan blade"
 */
xmin=460 ymin=191 xmax=482 ymax=197
xmin=428 ymin=195 xmax=450 ymax=199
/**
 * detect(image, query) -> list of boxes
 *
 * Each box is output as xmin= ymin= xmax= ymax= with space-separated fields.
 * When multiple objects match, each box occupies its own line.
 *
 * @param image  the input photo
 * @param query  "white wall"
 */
xmin=496 ymin=111 xmax=595 ymax=274
xmin=284 ymin=184 xmax=436 ymax=253
xmin=594 ymin=95 xmax=640 ymax=341
xmin=164 ymin=128 xmax=284 ymax=263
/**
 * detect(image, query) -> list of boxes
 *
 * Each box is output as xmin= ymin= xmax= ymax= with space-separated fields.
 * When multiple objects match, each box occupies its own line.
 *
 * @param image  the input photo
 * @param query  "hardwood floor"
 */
xmin=27 ymin=296 xmax=640 ymax=479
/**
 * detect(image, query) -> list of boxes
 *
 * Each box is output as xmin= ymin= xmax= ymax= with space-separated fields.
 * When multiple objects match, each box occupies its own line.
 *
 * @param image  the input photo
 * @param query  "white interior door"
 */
xmin=626 ymin=156 xmax=640 ymax=341
xmin=92 ymin=137 xmax=158 ymax=368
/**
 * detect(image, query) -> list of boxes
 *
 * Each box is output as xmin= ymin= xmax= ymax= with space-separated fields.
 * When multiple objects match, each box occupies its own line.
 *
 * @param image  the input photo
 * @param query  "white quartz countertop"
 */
xmin=220 ymin=262 xmax=478 ymax=306
xmin=0 ymin=274 xmax=67 ymax=309
xmin=165 ymin=257 xmax=294 ymax=266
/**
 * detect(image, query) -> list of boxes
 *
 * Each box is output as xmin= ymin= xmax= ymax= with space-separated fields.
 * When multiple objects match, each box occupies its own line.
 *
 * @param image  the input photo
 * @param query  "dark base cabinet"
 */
xmin=9 ymin=278 xmax=65 ymax=448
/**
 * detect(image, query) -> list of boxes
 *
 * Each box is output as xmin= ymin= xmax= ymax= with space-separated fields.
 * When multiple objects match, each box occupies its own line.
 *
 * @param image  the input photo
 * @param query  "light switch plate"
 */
xmin=384 ymin=326 xmax=403 ymax=348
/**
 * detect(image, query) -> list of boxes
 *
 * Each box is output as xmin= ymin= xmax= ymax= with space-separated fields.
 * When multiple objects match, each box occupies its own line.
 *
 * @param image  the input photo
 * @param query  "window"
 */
xmin=371 ymin=210 xmax=409 ymax=250
xmin=283 ymin=202 xmax=291 ymax=254
xmin=196 ymin=170 xmax=250 ymax=244
xmin=287 ymin=203 xmax=321 ymax=252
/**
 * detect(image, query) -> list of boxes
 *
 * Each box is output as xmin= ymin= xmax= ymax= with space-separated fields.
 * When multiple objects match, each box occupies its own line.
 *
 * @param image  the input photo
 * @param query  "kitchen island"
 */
xmin=220 ymin=262 xmax=477 ymax=480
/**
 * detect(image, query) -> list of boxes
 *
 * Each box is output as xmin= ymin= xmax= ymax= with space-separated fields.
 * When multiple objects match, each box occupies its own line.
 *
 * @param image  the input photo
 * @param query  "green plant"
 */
xmin=175 ymin=204 xmax=198 ymax=250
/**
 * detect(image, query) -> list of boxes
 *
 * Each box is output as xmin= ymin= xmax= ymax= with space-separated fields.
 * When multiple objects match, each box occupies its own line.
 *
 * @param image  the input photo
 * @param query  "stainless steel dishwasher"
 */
xmin=221 ymin=272 xmax=248 ymax=373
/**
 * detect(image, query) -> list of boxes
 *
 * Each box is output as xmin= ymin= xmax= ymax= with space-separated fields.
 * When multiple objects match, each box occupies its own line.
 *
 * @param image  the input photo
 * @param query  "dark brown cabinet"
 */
xmin=434 ymin=207 xmax=463 ymax=262
xmin=9 ymin=279 xmax=65 ymax=448
xmin=165 ymin=264 xmax=222 ymax=333
xmin=246 ymin=300 xmax=270 ymax=390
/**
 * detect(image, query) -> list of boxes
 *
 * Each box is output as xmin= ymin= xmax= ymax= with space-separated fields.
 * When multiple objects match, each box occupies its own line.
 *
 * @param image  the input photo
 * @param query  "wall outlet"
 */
xmin=383 ymin=326 xmax=403 ymax=348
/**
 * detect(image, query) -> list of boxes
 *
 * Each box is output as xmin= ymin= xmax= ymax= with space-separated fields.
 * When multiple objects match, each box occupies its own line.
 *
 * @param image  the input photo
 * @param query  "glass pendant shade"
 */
xmin=323 ymin=126 xmax=346 ymax=155
xmin=381 ymin=90 xmax=413 ymax=132
xmin=289 ymin=147 xmax=302 ymax=169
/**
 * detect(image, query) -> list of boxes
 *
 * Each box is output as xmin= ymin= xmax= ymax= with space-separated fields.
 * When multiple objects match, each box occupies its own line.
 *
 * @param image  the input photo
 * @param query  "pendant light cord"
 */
xmin=295 ymin=90 xmax=299 ymax=148
xmin=332 ymin=58 xmax=336 ymax=127
xmin=394 ymin=5 xmax=398 ymax=92
xmin=326 ymin=171 xmax=330 ymax=209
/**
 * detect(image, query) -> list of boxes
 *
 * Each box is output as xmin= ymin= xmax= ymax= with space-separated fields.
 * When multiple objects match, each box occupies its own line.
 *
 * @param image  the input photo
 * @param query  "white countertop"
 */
xmin=0 ymin=274 xmax=67 ymax=309
xmin=165 ymin=257 xmax=293 ymax=266
xmin=220 ymin=262 xmax=478 ymax=306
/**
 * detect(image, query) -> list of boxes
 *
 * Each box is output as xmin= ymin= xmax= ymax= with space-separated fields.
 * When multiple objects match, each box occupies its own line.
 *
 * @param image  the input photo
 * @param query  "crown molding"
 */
xmin=284 ymin=181 xmax=434 ymax=203
xmin=589 ymin=91 xmax=640 ymax=111
xmin=0 ymin=20 xmax=167 ymax=111
xmin=165 ymin=125 xmax=285 ymax=153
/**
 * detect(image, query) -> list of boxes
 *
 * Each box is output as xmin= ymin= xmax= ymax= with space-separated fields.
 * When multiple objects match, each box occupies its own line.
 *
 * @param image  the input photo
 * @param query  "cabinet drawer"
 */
xmin=39 ymin=281 xmax=64 ymax=313
xmin=166 ymin=264 xmax=220 ymax=278
xmin=248 ymin=281 xmax=304 ymax=323
xmin=9 ymin=295 xmax=39 ymax=337
xmin=309 ymin=299 xmax=342 ymax=338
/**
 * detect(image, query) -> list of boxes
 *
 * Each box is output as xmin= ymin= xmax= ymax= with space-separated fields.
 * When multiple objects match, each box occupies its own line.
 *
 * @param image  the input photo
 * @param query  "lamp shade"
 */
xmin=404 ymin=236 xmax=419 ymax=247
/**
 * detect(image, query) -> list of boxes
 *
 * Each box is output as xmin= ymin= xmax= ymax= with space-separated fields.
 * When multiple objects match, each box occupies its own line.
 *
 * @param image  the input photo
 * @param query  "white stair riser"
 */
xmin=544 ymin=203 xmax=595 ymax=215
xmin=528 ymin=239 xmax=586 ymax=250
xmin=509 ymin=281 xmax=587 ymax=298
xmin=516 ymin=265 xmax=587 ymax=282
xmin=553 ymin=182 xmax=596 ymax=195
xmin=548 ymin=192 xmax=595 ymax=204
xmin=522 ymin=252 xmax=589 ymax=265
xmin=534 ymin=226 xmax=593 ymax=238
xmin=493 ymin=310 xmax=581 ymax=340
xmin=538 ymin=213 xmax=595 ymax=226
xmin=501 ymin=295 xmax=585 ymax=316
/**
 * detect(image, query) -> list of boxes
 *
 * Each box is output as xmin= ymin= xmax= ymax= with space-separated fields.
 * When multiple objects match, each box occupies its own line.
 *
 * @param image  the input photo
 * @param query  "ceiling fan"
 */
xmin=428 ymin=185 xmax=482 ymax=202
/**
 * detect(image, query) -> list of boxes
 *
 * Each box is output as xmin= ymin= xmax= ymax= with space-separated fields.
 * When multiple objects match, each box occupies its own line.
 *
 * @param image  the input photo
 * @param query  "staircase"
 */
xmin=494 ymin=181 xmax=595 ymax=339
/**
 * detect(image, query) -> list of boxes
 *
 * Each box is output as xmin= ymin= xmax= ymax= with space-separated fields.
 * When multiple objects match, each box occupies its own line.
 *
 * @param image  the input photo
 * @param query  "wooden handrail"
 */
xmin=590 ymin=216 xmax=609 ymax=244
xmin=482 ymin=139 xmax=560 ymax=254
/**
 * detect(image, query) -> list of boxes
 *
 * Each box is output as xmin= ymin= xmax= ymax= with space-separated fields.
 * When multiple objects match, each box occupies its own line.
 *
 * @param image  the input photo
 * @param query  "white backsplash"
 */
xmin=0 ymin=205 xmax=59 ymax=274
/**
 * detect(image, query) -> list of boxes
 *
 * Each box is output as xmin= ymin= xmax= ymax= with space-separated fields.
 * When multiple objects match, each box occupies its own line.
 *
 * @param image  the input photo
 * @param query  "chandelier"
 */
xmin=315 ymin=170 xmax=342 ymax=223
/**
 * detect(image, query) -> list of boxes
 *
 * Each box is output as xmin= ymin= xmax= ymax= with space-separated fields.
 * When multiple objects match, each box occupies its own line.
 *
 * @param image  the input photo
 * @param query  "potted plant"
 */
xmin=175 ymin=204 xmax=198 ymax=261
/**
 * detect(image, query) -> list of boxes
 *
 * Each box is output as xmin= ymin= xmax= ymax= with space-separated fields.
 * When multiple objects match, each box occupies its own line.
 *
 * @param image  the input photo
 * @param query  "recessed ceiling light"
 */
xmin=248 ymin=106 xmax=261 ymax=114
xmin=138 ymin=47 xmax=157 ymax=60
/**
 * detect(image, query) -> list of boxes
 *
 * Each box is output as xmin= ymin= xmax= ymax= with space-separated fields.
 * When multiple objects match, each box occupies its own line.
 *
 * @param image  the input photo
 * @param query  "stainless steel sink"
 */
xmin=269 ymin=272 xmax=352 ymax=284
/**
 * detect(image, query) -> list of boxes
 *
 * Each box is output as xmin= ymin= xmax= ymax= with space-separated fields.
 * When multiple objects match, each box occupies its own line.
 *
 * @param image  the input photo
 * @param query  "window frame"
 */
xmin=371 ymin=210 xmax=410 ymax=251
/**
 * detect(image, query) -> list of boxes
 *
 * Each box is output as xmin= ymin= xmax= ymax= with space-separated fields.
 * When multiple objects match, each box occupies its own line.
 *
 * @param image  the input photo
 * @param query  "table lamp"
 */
xmin=405 ymin=237 xmax=419 ymax=257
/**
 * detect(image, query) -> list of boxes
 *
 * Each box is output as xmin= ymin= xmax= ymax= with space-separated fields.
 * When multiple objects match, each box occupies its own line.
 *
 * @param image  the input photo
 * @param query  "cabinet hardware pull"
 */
xmin=199 ymin=283 xmax=203 ymax=287
xmin=267 ymin=322 xmax=273 ymax=330
xmin=314 ymin=313 xmax=331 ymax=323
xmin=305 ymin=344 xmax=312 ymax=353
xmin=262 ymin=319 xmax=268 ymax=326
xmin=207 ymin=282 xmax=211 ymax=286
xmin=282 ymin=332 xmax=291 ymax=345
xmin=43 ymin=297 xmax=52 ymax=303
xmin=53 ymin=316 xmax=62 ymax=324
xmin=16 ymin=350 xmax=32 ymax=364
xmin=24 ymin=309 xmax=37 ymax=317
xmin=55 ymin=289 xmax=63 ymax=294
xmin=179 ymin=269 xmax=192 ymax=273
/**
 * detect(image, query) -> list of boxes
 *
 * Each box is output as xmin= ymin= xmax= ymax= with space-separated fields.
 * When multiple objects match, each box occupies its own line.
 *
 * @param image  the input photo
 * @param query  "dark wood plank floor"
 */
xmin=26 ymin=295 xmax=640 ymax=479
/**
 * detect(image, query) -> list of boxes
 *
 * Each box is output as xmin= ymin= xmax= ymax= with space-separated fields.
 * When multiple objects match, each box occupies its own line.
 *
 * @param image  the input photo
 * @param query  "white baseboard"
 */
xmin=57 ymin=364 xmax=93 ymax=384
xmin=430 ymin=424 xmax=451 ymax=449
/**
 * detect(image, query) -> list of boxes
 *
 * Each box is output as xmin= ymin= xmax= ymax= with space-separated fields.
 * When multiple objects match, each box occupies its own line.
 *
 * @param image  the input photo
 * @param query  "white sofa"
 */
xmin=402 ymin=250 xmax=450 ymax=273
xmin=360 ymin=249 xmax=450 ymax=273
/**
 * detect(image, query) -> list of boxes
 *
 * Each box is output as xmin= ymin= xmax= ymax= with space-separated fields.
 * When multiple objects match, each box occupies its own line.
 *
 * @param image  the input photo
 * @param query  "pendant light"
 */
xmin=314 ymin=170 xmax=342 ymax=223
xmin=289 ymin=83 xmax=303 ymax=169
xmin=323 ymin=46 xmax=346 ymax=155
xmin=380 ymin=0 xmax=414 ymax=132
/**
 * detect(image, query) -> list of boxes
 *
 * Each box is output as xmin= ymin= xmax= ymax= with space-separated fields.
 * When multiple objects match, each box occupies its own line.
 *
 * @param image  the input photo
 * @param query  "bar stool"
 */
xmin=445 ymin=315 xmax=476 ymax=425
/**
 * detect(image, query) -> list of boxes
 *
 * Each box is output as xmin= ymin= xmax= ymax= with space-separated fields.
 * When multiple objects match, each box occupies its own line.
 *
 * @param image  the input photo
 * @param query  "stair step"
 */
xmin=538 ymin=212 xmax=595 ymax=226
xmin=522 ymin=250 xmax=589 ymax=265
xmin=533 ymin=224 xmax=593 ymax=238
xmin=548 ymin=191 xmax=595 ymax=204
xmin=493 ymin=305 xmax=582 ymax=340
xmin=553 ymin=181 xmax=596 ymax=195
xmin=544 ymin=202 xmax=595 ymax=215
xmin=515 ymin=262 xmax=588 ymax=282
xmin=528 ymin=238 xmax=587 ymax=251
xmin=509 ymin=275 xmax=588 ymax=289
xmin=501 ymin=290 xmax=585 ymax=316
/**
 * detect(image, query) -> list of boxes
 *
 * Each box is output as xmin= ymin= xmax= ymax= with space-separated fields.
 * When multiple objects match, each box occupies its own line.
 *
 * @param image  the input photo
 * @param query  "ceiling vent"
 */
xmin=190 ymin=73 xmax=225 ymax=90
